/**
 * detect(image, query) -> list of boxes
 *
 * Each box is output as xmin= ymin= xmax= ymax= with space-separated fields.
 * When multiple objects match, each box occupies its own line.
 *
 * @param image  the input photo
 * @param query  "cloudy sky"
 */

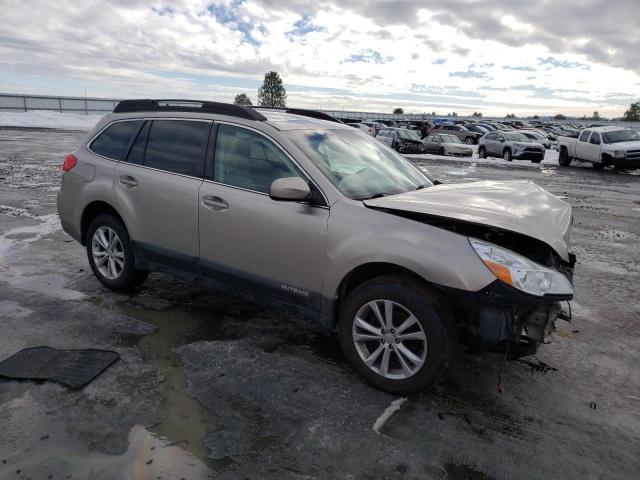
xmin=1 ymin=0 xmax=639 ymax=117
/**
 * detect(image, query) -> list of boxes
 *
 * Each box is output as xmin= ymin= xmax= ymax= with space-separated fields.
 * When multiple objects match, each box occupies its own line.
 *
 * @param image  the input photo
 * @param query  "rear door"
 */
xmin=576 ymin=130 xmax=592 ymax=160
xmin=197 ymin=123 xmax=330 ymax=311
xmin=114 ymin=119 xmax=210 ymax=269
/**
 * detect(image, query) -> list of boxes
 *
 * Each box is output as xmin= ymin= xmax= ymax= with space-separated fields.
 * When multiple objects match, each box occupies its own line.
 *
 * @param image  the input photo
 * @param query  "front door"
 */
xmin=198 ymin=123 xmax=330 ymax=311
xmin=114 ymin=119 xmax=209 ymax=268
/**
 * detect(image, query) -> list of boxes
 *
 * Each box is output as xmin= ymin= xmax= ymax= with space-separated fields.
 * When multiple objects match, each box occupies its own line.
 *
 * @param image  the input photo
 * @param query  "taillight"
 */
xmin=62 ymin=154 xmax=77 ymax=172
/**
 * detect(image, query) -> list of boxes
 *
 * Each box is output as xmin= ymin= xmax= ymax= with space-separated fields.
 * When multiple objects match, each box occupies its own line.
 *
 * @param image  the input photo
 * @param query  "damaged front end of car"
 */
xmin=425 ymin=216 xmax=575 ymax=355
xmin=375 ymin=207 xmax=575 ymax=355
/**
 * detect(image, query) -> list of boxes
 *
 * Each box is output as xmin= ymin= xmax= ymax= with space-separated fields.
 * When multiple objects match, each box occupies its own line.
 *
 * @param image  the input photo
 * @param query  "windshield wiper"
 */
xmin=358 ymin=192 xmax=393 ymax=200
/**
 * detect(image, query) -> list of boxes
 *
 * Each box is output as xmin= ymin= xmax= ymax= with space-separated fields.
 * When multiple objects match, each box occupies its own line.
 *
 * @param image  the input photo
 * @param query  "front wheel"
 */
xmin=593 ymin=162 xmax=605 ymax=171
xmin=478 ymin=146 xmax=487 ymax=159
xmin=86 ymin=214 xmax=148 ymax=292
xmin=338 ymin=276 xmax=453 ymax=394
xmin=503 ymin=149 xmax=513 ymax=162
xmin=465 ymin=137 xmax=475 ymax=145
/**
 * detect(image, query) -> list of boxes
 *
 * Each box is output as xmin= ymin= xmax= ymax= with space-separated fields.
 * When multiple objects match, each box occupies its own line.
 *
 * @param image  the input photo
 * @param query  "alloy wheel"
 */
xmin=91 ymin=226 xmax=125 ymax=280
xmin=352 ymin=299 xmax=427 ymax=380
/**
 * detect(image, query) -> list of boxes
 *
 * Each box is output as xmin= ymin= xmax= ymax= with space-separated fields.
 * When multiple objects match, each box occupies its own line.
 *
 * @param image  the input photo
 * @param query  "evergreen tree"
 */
xmin=623 ymin=102 xmax=640 ymax=121
xmin=257 ymin=71 xmax=287 ymax=107
xmin=233 ymin=93 xmax=252 ymax=106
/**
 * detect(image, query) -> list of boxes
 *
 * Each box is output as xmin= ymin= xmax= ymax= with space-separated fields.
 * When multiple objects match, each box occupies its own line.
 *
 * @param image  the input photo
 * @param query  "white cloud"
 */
xmin=0 ymin=0 xmax=638 ymax=117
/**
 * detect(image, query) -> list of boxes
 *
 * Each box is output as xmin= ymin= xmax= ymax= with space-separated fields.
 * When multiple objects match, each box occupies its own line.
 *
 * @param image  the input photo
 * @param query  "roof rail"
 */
xmin=251 ymin=106 xmax=343 ymax=123
xmin=113 ymin=99 xmax=267 ymax=121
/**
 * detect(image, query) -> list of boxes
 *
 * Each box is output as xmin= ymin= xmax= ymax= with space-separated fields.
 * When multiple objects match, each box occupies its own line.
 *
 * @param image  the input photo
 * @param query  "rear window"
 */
xmin=90 ymin=120 xmax=142 ymax=160
xmin=143 ymin=120 xmax=210 ymax=177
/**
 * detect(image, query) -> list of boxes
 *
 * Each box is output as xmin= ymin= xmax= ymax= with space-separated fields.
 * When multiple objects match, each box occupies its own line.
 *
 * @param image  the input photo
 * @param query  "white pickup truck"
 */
xmin=557 ymin=126 xmax=640 ymax=170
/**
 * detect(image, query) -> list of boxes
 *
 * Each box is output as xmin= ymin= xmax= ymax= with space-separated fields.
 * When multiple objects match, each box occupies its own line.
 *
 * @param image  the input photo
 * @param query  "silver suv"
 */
xmin=58 ymin=100 xmax=575 ymax=394
xmin=478 ymin=131 xmax=545 ymax=163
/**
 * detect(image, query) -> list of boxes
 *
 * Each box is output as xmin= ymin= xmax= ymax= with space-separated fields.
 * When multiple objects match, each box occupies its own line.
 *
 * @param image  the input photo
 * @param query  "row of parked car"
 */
xmin=345 ymin=118 xmax=639 ymax=169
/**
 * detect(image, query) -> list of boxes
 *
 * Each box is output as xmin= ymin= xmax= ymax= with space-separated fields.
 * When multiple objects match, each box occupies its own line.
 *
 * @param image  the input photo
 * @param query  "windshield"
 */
xmin=440 ymin=134 xmax=462 ymax=143
xmin=602 ymin=129 xmax=640 ymax=144
xmin=397 ymin=129 xmax=421 ymax=141
xmin=505 ymin=132 xmax=531 ymax=142
xmin=289 ymin=129 xmax=431 ymax=200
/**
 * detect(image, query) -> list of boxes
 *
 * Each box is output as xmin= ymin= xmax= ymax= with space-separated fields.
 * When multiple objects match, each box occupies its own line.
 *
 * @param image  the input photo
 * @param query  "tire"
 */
xmin=478 ymin=146 xmax=487 ymax=159
xmin=86 ymin=214 xmax=148 ymax=292
xmin=531 ymin=157 xmax=542 ymax=164
xmin=438 ymin=147 xmax=445 ymax=156
xmin=592 ymin=162 xmax=605 ymax=171
xmin=465 ymin=137 xmax=475 ymax=145
xmin=503 ymin=149 xmax=512 ymax=162
xmin=558 ymin=148 xmax=572 ymax=167
xmin=338 ymin=276 xmax=454 ymax=394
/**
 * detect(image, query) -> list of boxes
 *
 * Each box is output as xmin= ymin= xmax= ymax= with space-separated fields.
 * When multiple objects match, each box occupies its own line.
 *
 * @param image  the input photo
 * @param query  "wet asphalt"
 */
xmin=0 ymin=127 xmax=639 ymax=480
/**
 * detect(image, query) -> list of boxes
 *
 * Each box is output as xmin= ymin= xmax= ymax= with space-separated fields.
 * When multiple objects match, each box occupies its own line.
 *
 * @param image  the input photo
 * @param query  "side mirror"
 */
xmin=269 ymin=177 xmax=311 ymax=202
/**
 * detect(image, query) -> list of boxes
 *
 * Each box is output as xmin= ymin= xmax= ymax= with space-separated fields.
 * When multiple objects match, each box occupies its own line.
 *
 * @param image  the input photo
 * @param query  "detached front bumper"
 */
xmin=443 ymin=267 xmax=574 ymax=351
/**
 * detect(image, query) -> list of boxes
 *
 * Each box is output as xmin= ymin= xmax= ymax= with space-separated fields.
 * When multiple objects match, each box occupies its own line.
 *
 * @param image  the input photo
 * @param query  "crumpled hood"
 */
xmin=364 ymin=180 xmax=573 ymax=261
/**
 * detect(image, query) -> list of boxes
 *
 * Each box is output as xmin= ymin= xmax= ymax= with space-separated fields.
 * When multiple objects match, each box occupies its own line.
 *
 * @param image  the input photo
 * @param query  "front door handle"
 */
xmin=202 ymin=195 xmax=228 ymax=211
xmin=119 ymin=175 xmax=138 ymax=188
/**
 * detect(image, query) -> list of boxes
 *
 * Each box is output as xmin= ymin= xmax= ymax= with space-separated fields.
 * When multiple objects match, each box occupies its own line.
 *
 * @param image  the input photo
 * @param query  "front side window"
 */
xmin=289 ymin=128 xmax=430 ymax=200
xmin=213 ymin=124 xmax=302 ymax=193
xmin=579 ymin=130 xmax=591 ymax=142
xmin=589 ymin=132 xmax=601 ymax=145
xmin=143 ymin=120 xmax=209 ymax=177
xmin=90 ymin=120 xmax=142 ymax=160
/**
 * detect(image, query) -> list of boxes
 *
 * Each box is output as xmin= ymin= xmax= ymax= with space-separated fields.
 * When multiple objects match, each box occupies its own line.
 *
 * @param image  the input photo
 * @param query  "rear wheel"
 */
xmin=86 ymin=214 xmax=148 ymax=292
xmin=558 ymin=148 xmax=572 ymax=167
xmin=503 ymin=149 xmax=513 ymax=162
xmin=478 ymin=146 xmax=487 ymax=159
xmin=338 ymin=276 xmax=453 ymax=394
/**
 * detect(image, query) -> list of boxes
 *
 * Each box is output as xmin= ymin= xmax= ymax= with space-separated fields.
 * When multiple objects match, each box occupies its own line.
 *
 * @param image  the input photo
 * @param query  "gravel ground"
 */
xmin=0 ymin=127 xmax=639 ymax=480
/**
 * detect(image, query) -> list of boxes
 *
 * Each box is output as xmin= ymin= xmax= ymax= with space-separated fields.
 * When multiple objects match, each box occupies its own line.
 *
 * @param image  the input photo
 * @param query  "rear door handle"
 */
xmin=202 ymin=195 xmax=228 ymax=210
xmin=119 ymin=175 xmax=138 ymax=188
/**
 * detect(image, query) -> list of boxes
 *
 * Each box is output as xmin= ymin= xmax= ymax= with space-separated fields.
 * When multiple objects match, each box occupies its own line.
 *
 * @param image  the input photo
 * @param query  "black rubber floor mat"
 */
xmin=0 ymin=346 xmax=119 ymax=389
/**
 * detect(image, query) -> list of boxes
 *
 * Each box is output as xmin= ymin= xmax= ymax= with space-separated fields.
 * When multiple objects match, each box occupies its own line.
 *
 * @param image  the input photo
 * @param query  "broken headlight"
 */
xmin=469 ymin=238 xmax=573 ymax=297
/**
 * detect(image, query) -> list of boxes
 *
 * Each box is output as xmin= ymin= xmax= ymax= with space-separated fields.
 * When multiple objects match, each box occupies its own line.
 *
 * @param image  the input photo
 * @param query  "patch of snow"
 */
xmin=0 ymin=205 xmax=37 ymax=218
xmin=0 ymin=213 xmax=85 ymax=300
xmin=0 ymin=110 xmax=102 ymax=130
xmin=373 ymin=397 xmax=407 ymax=435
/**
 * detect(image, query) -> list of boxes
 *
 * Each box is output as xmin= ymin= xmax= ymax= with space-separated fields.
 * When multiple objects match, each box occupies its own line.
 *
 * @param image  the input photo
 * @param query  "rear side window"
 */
xmin=143 ymin=120 xmax=210 ymax=177
xmin=90 ymin=120 xmax=142 ymax=160
xmin=212 ymin=124 xmax=302 ymax=193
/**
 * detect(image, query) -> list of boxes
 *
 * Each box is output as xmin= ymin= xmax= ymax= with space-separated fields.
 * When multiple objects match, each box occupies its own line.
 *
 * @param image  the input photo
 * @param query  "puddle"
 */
xmin=5 ymin=424 xmax=212 ymax=479
xmin=88 ymin=298 xmax=221 ymax=465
